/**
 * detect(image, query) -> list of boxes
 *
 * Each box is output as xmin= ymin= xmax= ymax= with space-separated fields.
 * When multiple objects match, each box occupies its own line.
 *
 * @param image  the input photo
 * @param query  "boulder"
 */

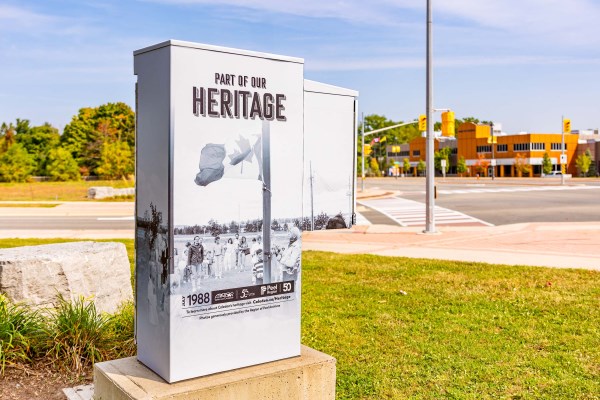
xmin=88 ymin=186 xmax=135 ymax=199
xmin=0 ymin=241 xmax=133 ymax=314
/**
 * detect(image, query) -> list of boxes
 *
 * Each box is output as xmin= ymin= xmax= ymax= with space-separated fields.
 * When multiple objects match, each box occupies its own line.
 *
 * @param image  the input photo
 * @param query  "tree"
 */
xmin=514 ymin=153 xmax=530 ymax=177
xmin=542 ymin=152 xmax=553 ymax=175
xmin=95 ymin=141 xmax=134 ymax=179
xmin=0 ymin=143 xmax=36 ymax=182
xmin=434 ymin=147 xmax=451 ymax=174
xmin=0 ymin=122 xmax=16 ymax=152
xmin=46 ymin=148 xmax=81 ymax=181
xmin=474 ymin=154 xmax=490 ymax=176
xmin=457 ymin=155 xmax=467 ymax=176
xmin=16 ymin=122 xmax=60 ymax=175
xmin=417 ymin=159 xmax=425 ymax=176
xmin=403 ymin=158 xmax=411 ymax=176
xmin=61 ymin=102 xmax=135 ymax=173
xmin=576 ymin=150 xmax=592 ymax=177
xmin=368 ymin=157 xmax=381 ymax=177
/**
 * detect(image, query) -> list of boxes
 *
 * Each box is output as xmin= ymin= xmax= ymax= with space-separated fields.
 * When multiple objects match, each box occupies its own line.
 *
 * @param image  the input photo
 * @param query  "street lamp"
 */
xmin=424 ymin=0 xmax=435 ymax=233
xmin=490 ymin=122 xmax=495 ymax=180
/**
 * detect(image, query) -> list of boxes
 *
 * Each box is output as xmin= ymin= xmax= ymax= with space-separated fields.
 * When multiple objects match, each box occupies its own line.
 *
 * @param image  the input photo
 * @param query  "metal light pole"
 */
xmin=490 ymin=122 xmax=495 ymax=180
xmin=424 ymin=0 xmax=436 ymax=233
xmin=561 ymin=116 xmax=565 ymax=186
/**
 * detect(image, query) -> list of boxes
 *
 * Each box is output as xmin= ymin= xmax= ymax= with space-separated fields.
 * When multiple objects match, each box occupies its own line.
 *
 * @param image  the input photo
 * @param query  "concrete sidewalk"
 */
xmin=303 ymin=221 xmax=600 ymax=271
xmin=1 ymin=197 xmax=598 ymax=271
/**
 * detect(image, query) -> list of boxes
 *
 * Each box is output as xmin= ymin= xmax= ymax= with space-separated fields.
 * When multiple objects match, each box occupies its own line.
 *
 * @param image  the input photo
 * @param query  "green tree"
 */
xmin=457 ymin=156 xmax=467 ymax=176
xmin=0 ymin=122 xmax=16 ymax=152
xmin=542 ymin=152 xmax=553 ymax=175
xmin=95 ymin=141 xmax=134 ymax=179
xmin=369 ymin=157 xmax=381 ymax=177
xmin=434 ymin=147 xmax=452 ymax=174
xmin=0 ymin=143 xmax=36 ymax=182
xmin=46 ymin=148 xmax=81 ymax=181
xmin=403 ymin=158 xmax=411 ymax=175
xmin=16 ymin=122 xmax=60 ymax=175
xmin=417 ymin=159 xmax=426 ymax=176
xmin=61 ymin=102 xmax=135 ymax=173
xmin=576 ymin=150 xmax=592 ymax=177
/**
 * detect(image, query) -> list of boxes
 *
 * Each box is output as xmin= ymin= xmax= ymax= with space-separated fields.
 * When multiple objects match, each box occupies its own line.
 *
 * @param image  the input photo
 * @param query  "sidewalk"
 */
xmin=301 ymin=188 xmax=600 ymax=271
xmin=2 ymin=198 xmax=598 ymax=271
xmin=302 ymin=222 xmax=600 ymax=271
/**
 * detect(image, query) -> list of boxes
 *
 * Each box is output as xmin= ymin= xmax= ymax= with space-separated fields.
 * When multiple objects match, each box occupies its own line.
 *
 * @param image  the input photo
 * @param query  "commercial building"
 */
xmin=386 ymin=122 xmax=590 ymax=177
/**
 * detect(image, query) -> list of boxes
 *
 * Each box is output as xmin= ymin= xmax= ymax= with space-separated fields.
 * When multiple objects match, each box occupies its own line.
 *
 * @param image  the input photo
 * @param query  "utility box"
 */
xmin=303 ymin=80 xmax=358 ymax=229
xmin=134 ymin=40 xmax=356 ymax=383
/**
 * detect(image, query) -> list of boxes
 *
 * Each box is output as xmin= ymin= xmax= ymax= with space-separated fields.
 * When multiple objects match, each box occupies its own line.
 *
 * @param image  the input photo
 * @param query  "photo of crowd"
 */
xmin=172 ymin=226 xmax=301 ymax=294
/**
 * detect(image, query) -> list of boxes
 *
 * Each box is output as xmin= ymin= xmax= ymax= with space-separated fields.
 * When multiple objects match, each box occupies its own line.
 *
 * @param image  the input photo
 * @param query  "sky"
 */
xmin=2 ymin=0 xmax=600 ymax=134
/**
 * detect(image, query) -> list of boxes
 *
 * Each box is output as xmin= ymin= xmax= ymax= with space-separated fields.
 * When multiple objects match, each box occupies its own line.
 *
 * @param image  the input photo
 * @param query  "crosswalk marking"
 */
xmin=354 ymin=212 xmax=372 ymax=225
xmin=358 ymin=197 xmax=493 ymax=227
xmin=431 ymin=185 xmax=600 ymax=195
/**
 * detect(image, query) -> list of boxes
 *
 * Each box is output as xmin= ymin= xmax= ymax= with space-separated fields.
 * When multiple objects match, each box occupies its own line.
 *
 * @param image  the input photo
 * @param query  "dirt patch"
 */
xmin=0 ymin=363 xmax=92 ymax=400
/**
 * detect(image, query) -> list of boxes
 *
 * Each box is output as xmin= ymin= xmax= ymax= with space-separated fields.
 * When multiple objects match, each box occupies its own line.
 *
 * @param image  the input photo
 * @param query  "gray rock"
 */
xmin=0 ymin=241 xmax=133 ymax=314
xmin=88 ymin=186 xmax=134 ymax=199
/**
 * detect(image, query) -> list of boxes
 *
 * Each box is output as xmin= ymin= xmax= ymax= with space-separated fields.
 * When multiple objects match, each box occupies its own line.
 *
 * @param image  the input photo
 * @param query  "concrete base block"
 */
xmin=94 ymin=345 xmax=336 ymax=400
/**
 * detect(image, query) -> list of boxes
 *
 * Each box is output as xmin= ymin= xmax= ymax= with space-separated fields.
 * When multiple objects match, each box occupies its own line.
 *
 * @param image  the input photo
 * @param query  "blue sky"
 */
xmin=1 ymin=0 xmax=599 ymax=134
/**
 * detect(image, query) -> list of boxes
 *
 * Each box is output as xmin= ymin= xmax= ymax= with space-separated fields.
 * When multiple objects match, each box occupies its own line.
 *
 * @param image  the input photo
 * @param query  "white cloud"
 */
xmin=150 ymin=0 xmax=600 ymax=46
xmin=306 ymin=54 xmax=600 ymax=72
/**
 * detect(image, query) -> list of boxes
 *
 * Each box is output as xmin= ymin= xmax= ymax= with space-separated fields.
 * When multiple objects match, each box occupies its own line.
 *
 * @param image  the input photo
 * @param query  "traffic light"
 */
xmin=364 ymin=144 xmax=372 ymax=155
xmin=563 ymin=119 xmax=571 ymax=134
xmin=418 ymin=115 xmax=427 ymax=131
xmin=441 ymin=111 xmax=455 ymax=136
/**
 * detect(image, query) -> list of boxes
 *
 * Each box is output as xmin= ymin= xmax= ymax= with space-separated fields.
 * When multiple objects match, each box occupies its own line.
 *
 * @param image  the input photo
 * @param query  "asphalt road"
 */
xmin=363 ymin=177 xmax=600 ymax=225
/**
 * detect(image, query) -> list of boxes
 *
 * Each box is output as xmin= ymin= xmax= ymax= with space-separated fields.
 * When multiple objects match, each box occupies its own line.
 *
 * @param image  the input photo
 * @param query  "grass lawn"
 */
xmin=1 ymin=239 xmax=598 ymax=399
xmin=0 ymin=180 xmax=134 ymax=201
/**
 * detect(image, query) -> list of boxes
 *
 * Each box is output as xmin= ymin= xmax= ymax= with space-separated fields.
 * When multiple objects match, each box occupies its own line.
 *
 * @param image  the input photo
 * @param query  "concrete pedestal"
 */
xmin=94 ymin=345 xmax=336 ymax=400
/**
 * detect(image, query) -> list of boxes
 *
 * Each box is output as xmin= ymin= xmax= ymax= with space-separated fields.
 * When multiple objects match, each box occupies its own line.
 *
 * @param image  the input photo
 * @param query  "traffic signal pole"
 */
xmin=361 ymin=120 xmax=419 ymax=193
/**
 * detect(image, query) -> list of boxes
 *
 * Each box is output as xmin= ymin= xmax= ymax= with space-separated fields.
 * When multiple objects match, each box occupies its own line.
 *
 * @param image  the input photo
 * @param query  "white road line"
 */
xmin=428 ymin=185 xmax=600 ymax=195
xmin=358 ymin=197 xmax=493 ymax=227
xmin=97 ymin=216 xmax=135 ymax=221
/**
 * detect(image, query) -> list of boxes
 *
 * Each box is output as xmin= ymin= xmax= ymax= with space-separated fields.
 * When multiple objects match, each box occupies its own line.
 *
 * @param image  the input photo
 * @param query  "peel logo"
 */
xmin=261 ymin=286 xmax=267 ymax=295
xmin=214 ymin=292 xmax=234 ymax=301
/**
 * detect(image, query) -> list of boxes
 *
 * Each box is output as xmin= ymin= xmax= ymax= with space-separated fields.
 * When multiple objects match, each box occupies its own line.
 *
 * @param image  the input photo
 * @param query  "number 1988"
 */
xmin=182 ymin=292 xmax=210 ymax=307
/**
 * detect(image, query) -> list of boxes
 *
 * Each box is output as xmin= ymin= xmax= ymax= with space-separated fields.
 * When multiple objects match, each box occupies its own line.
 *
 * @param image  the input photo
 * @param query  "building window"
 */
xmin=477 ymin=145 xmax=492 ymax=153
xmin=513 ymin=143 xmax=531 ymax=151
xmin=531 ymin=143 xmax=545 ymax=151
xmin=387 ymin=150 xmax=410 ymax=157
xmin=497 ymin=144 xmax=508 ymax=152
xmin=451 ymin=148 xmax=458 ymax=154
xmin=551 ymin=143 xmax=567 ymax=150
xmin=413 ymin=150 xmax=420 ymax=156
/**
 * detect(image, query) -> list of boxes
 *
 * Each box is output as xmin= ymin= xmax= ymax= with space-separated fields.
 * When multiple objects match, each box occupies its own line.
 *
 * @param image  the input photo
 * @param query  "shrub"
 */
xmin=45 ymin=295 xmax=113 ymax=373
xmin=0 ymin=294 xmax=45 ymax=372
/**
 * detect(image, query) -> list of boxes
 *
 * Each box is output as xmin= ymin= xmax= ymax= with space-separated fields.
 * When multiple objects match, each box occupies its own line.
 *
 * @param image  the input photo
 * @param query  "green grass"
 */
xmin=1 ymin=239 xmax=599 ymax=398
xmin=302 ymin=252 xmax=600 ymax=399
xmin=0 ymin=180 xmax=134 ymax=201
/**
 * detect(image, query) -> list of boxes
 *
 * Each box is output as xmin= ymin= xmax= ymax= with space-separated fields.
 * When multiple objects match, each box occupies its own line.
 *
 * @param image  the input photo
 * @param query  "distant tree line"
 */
xmin=0 ymin=102 xmax=134 ymax=182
